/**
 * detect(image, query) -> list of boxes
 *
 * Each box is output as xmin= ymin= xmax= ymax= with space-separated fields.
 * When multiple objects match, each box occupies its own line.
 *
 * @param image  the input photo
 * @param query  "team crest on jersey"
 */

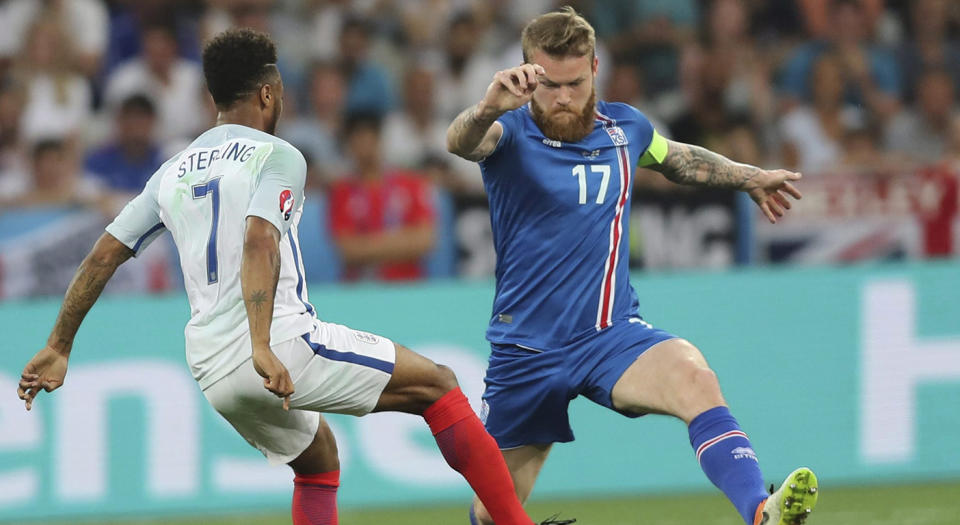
xmin=606 ymin=126 xmax=628 ymax=146
xmin=279 ymin=189 xmax=294 ymax=220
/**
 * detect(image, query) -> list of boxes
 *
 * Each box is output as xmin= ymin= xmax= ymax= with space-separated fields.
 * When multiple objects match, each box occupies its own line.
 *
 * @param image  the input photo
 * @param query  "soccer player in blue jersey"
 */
xmin=447 ymin=8 xmax=818 ymax=525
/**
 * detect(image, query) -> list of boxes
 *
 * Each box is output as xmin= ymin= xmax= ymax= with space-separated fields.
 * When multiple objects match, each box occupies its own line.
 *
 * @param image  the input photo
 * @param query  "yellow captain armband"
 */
xmin=638 ymin=130 xmax=668 ymax=167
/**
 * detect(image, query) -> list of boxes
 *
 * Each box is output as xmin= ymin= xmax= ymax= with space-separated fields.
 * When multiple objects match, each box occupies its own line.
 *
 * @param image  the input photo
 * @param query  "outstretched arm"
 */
xmin=241 ymin=215 xmax=294 ymax=409
xmin=648 ymin=139 xmax=803 ymax=224
xmin=17 ymin=233 xmax=133 ymax=410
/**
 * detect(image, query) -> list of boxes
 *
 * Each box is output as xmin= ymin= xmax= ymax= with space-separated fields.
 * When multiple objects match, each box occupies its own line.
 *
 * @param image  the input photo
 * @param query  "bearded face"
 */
xmin=531 ymin=85 xmax=596 ymax=143
xmin=527 ymin=51 xmax=598 ymax=144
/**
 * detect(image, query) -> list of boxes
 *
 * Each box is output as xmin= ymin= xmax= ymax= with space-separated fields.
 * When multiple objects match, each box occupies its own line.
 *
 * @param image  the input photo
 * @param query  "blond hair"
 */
xmin=521 ymin=6 xmax=596 ymax=63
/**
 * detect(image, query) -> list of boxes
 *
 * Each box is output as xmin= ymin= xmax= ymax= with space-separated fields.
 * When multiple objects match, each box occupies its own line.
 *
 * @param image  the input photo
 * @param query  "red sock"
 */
xmin=424 ymin=388 xmax=533 ymax=525
xmin=292 ymin=470 xmax=339 ymax=525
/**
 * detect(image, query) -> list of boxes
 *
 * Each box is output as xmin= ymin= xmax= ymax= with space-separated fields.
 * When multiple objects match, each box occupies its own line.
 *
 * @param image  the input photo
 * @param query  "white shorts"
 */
xmin=202 ymin=321 xmax=396 ymax=464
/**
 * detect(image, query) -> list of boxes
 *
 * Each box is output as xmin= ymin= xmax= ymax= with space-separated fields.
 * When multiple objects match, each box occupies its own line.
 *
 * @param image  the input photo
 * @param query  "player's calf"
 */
xmin=288 ymin=419 xmax=341 ymax=525
xmin=374 ymin=344 xmax=534 ymax=525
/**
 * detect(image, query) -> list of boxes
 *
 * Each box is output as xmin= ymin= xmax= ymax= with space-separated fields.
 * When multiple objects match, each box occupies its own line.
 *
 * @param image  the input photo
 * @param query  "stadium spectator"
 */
xmin=885 ymin=67 xmax=958 ymax=163
xmin=0 ymin=0 xmax=108 ymax=78
xmin=84 ymin=94 xmax=163 ymax=200
xmin=585 ymin=0 xmax=698 ymax=98
xmin=382 ymin=64 xmax=480 ymax=193
xmin=682 ymin=0 xmax=775 ymax=129
xmin=897 ymin=0 xmax=960 ymax=102
xmin=433 ymin=12 xmax=500 ymax=122
xmin=337 ymin=16 xmax=394 ymax=117
xmin=383 ymin=65 xmax=447 ymax=169
xmin=780 ymin=52 xmax=863 ymax=173
xmin=604 ymin=60 xmax=669 ymax=135
xmin=669 ymin=51 xmax=733 ymax=152
xmin=104 ymin=21 xmax=206 ymax=149
xmin=12 ymin=18 xmax=92 ymax=145
xmin=329 ymin=114 xmax=435 ymax=282
xmin=780 ymin=0 xmax=900 ymax=121
xmin=1 ymin=140 xmax=103 ymax=212
xmin=102 ymin=0 xmax=202 ymax=76
xmin=280 ymin=60 xmax=348 ymax=185
xmin=396 ymin=0 xmax=459 ymax=49
xmin=840 ymin=124 xmax=893 ymax=173
xmin=0 ymin=75 xmax=28 ymax=197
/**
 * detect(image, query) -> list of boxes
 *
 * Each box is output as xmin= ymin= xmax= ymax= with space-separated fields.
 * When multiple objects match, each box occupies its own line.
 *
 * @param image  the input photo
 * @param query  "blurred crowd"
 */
xmin=1 ymin=0 xmax=959 ymax=282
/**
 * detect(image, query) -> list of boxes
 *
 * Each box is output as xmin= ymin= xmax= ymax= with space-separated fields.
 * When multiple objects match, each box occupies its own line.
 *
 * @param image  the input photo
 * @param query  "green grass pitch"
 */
xmin=38 ymin=480 xmax=960 ymax=525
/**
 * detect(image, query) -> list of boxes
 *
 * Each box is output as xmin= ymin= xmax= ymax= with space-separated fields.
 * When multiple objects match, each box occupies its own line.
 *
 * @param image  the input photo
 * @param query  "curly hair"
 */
xmin=202 ymin=28 xmax=278 ymax=109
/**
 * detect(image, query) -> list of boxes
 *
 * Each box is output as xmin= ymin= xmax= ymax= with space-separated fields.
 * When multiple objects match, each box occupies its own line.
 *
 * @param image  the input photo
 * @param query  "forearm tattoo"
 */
xmin=448 ymin=103 xmax=498 ymax=159
xmin=247 ymin=289 xmax=268 ymax=313
xmin=49 ymin=257 xmax=117 ymax=352
xmin=655 ymin=142 xmax=760 ymax=190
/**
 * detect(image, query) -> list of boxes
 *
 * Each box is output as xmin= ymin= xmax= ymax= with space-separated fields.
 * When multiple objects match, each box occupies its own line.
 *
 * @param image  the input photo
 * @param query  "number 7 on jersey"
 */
xmin=572 ymin=164 xmax=611 ymax=204
xmin=192 ymin=178 xmax=222 ymax=284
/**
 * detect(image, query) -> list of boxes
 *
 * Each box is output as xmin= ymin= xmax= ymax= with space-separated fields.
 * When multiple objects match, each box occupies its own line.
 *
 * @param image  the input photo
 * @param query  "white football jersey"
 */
xmin=107 ymin=124 xmax=316 ymax=388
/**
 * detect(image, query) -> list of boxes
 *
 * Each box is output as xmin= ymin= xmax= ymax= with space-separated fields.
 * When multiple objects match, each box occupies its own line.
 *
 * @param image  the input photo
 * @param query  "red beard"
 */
xmin=531 ymin=88 xmax=596 ymax=143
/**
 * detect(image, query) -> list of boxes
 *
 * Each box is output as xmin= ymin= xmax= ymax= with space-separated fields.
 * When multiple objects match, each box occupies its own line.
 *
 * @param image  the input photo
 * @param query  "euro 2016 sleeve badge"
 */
xmin=279 ymin=189 xmax=294 ymax=221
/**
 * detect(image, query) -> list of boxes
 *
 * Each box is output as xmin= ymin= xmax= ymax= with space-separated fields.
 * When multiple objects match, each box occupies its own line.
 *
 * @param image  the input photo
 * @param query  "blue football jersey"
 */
xmin=479 ymin=100 xmax=659 ymax=349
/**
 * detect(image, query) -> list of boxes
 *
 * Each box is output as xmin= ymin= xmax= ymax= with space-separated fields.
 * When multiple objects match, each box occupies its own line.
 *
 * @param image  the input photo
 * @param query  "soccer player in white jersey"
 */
xmin=16 ymin=29 xmax=566 ymax=525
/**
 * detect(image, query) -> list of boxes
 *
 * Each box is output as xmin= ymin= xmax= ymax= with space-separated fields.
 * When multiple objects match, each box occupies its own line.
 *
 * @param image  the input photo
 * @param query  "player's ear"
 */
xmin=259 ymin=83 xmax=273 ymax=108
xmin=592 ymin=55 xmax=599 ymax=76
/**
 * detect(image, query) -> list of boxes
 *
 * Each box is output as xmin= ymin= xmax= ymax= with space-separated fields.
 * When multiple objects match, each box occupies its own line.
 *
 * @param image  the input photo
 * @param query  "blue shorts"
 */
xmin=480 ymin=318 xmax=677 ymax=449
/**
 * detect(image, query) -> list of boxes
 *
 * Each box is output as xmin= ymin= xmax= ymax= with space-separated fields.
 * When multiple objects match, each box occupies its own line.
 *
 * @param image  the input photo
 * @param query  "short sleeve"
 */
xmin=622 ymin=104 xmax=665 ymax=167
xmin=481 ymin=108 xmax=521 ymax=163
xmin=105 ymin=160 xmax=170 ymax=256
xmin=246 ymin=143 xmax=307 ymax=235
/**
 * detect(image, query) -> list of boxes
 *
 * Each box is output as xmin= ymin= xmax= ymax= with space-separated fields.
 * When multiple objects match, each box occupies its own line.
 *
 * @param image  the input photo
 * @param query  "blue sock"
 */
xmin=689 ymin=406 xmax=768 ymax=525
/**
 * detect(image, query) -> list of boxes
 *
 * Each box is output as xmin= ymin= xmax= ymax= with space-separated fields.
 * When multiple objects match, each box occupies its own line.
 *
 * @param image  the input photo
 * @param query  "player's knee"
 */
xmin=434 ymin=364 xmax=459 ymax=393
xmin=675 ymin=361 xmax=723 ymax=418
xmin=419 ymin=363 xmax=459 ymax=406
xmin=688 ymin=366 xmax=720 ymax=396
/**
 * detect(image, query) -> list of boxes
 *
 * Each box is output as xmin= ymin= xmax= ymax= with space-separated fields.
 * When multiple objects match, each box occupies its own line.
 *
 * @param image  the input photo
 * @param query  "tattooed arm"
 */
xmin=241 ymin=215 xmax=294 ymax=408
xmin=446 ymin=102 xmax=504 ymax=162
xmin=17 ymin=233 xmax=133 ymax=409
xmin=447 ymin=63 xmax=545 ymax=161
xmin=651 ymin=140 xmax=762 ymax=190
xmin=648 ymin=139 xmax=805 ymax=224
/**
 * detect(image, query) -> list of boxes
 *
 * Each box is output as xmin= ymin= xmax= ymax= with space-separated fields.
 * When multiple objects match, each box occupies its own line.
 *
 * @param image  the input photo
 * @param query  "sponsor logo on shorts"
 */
xmin=354 ymin=331 xmax=379 ymax=344
xmin=731 ymin=446 xmax=758 ymax=461
xmin=279 ymin=189 xmax=294 ymax=221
